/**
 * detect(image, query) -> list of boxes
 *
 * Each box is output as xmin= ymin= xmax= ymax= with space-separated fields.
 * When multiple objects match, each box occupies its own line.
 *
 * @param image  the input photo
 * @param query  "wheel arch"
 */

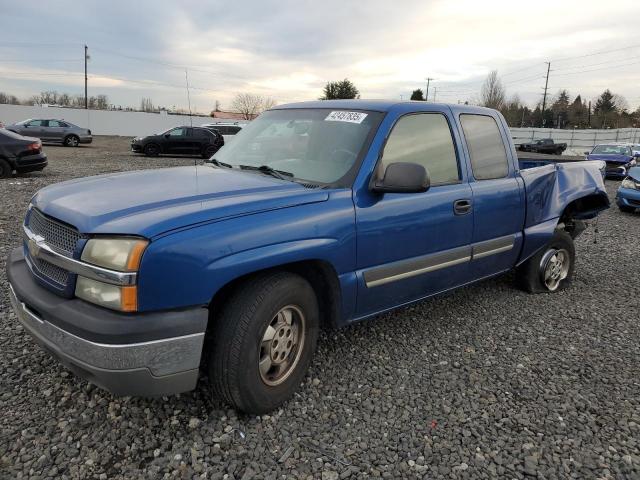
xmin=207 ymin=259 xmax=342 ymax=331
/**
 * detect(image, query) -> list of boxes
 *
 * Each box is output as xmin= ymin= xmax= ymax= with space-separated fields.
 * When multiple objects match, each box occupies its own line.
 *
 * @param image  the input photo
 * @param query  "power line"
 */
xmin=552 ymin=59 xmax=640 ymax=77
xmin=552 ymin=43 xmax=640 ymax=63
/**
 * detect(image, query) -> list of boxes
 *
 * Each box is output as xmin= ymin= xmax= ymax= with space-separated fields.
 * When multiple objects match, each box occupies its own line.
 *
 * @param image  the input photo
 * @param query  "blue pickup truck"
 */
xmin=7 ymin=101 xmax=609 ymax=413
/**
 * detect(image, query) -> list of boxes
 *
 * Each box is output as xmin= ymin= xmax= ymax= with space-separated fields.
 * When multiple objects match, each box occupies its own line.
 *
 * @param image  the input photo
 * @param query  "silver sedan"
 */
xmin=6 ymin=119 xmax=92 ymax=146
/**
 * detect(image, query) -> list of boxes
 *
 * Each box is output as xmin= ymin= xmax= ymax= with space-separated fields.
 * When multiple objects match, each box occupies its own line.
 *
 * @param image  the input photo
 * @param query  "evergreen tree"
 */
xmin=593 ymin=89 xmax=617 ymax=128
xmin=551 ymin=90 xmax=570 ymax=128
xmin=410 ymin=89 xmax=425 ymax=101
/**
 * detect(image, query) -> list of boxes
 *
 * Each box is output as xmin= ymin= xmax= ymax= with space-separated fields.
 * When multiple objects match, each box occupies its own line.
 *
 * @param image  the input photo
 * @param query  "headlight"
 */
xmin=75 ymin=277 xmax=138 ymax=312
xmin=76 ymin=237 xmax=148 ymax=311
xmin=81 ymin=237 xmax=148 ymax=271
xmin=621 ymin=178 xmax=638 ymax=190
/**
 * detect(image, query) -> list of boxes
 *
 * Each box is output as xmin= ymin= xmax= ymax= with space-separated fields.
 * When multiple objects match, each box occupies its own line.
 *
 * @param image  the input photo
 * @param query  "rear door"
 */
xmin=354 ymin=110 xmax=474 ymax=317
xmin=456 ymin=113 xmax=525 ymax=278
xmin=46 ymin=120 xmax=65 ymax=142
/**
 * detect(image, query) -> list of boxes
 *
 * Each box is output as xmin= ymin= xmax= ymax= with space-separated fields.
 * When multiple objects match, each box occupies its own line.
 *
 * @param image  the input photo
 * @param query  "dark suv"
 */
xmin=131 ymin=126 xmax=224 ymax=158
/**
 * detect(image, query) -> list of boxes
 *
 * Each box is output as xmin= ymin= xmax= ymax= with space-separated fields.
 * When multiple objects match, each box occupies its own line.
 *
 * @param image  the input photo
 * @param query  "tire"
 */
xmin=516 ymin=229 xmax=575 ymax=293
xmin=209 ymin=272 xmax=320 ymax=414
xmin=0 ymin=159 xmax=12 ymax=178
xmin=202 ymin=145 xmax=217 ymax=159
xmin=63 ymin=135 xmax=79 ymax=147
xmin=144 ymin=143 xmax=160 ymax=157
xmin=619 ymin=205 xmax=635 ymax=213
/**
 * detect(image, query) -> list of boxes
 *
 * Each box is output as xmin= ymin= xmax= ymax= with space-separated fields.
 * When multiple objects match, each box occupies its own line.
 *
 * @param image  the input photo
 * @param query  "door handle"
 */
xmin=453 ymin=199 xmax=472 ymax=215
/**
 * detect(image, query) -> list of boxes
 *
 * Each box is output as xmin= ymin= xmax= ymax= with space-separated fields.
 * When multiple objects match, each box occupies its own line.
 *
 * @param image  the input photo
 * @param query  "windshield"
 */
xmin=210 ymin=108 xmax=383 ymax=184
xmin=592 ymin=144 xmax=631 ymax=155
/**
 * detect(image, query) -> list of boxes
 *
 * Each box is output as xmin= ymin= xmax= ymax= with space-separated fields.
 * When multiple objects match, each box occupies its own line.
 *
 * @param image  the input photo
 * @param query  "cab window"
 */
xmin=380 ymin=113 xmax=460 ymax=186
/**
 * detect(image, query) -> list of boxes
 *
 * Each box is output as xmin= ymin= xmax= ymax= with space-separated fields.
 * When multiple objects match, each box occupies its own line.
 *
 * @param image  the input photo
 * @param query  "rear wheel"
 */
xmin=619 ymin=205 xmax=635 ymax=213
xmin=516 ymin=229 xmax=575 ymax=293
xmin=209 ymin=272 xmax=319 ymax=414
xmin=144 ymin=143 xmax=160 ymax=157
xmin=64 ymin=135 xmax=79 ymax=147
xmin=0 ymin=159 xmax=12 ymax=178
xmin=202 ymin=145 xmax=217 ymax=159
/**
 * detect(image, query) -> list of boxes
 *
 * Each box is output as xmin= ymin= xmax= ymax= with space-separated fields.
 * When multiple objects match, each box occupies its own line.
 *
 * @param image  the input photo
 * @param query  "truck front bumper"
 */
xmin=6 ymin=248 xmax=208 ymax=396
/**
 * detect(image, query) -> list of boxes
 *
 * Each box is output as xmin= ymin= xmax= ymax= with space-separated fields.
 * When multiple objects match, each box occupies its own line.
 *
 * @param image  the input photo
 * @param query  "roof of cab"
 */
xmin=274 ymin=99 xmax=499 ymax=115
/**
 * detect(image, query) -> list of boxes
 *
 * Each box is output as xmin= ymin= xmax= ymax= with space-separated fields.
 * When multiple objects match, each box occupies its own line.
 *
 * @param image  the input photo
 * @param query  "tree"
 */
xmin=410 ymin=89 xmax=425 ymax=101
xmin=480 ymin=70 xmax=505 ymax=110
xmin=551 ymin=90 xmax=570 ymax=128
xmin=593 ymin=89 xmax=617 ymax=128
xmin=231 ymin=93 xmax=277 ymax=120
xmin=500 ymin=95 xmax=530 ymax=127
xmin=0 ymin=92 xmax=20 ymax=105
xmin=140 ymin=97 xmax=155 ymax=112
xmin=96 ymin=94 xmax=109 ymax=110
xmin=568 ymin=95 xmax=588 ymax=128
xmin=320 ymin=79 xmax=359 ymax=100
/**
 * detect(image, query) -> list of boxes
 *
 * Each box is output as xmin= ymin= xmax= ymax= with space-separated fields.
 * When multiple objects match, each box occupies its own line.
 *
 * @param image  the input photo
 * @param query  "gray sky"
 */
xmin=1 ymin=0 xmax=639 ymax=113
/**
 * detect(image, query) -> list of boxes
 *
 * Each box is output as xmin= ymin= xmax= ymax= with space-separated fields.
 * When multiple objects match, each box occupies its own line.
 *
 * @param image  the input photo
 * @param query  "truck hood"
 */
xmin=31 ymin=165 xmax=329 ymax=238
xmin=587 ymin=153 xmax=632 ymax=164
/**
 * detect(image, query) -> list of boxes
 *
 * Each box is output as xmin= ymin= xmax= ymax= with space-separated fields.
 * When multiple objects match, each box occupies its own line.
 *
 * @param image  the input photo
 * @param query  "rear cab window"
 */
xmin=459 ymin=114 xmax=509 ymax=180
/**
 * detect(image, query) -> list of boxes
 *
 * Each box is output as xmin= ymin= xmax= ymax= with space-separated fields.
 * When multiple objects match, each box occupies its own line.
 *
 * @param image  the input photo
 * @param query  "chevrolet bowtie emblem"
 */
xmin=28 ymin=235 xmax=45 ymax=258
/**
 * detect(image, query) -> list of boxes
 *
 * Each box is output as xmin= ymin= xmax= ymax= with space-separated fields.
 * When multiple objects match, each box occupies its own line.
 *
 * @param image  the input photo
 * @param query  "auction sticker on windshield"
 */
xmin=325 ymin=111 xmax=368 ymax=124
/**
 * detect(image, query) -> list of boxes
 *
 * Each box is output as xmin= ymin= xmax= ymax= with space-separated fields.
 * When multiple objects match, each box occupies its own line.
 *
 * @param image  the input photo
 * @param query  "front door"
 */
xmin=164 ymin=127 xmax=189 ymax=154
xmin=354 ymin=111 xmax=474 ymax=318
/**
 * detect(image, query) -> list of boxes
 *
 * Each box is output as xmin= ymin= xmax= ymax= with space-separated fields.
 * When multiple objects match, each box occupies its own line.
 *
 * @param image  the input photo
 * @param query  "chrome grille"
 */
xmin=32 ymin=257 xmax=69 ymax=286
xmin=28 ymin=208 xmax=81 ymax=257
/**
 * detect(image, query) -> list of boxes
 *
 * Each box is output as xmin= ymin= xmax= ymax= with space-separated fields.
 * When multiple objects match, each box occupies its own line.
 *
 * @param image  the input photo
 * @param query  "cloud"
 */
xmin=0 ymin=0 xmax=639 ymax=110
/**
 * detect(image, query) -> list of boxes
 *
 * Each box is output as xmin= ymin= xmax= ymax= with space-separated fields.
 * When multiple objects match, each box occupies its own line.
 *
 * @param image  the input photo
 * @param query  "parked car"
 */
xmin=200 ymin=122 xmax=244 ymax=141
xmin=6 ymin=119 xmax=92 ymax=147
xmin=131 ymin=126 xmax=224 ymax=158
xmin=518 ymin=138 xmax=567 ymax=155
xmin=0 ymin=129 xmax=47 ymax=178
xmin=616 ymin=166 xmax=640 ymax=213
xmin=7 ymin=100 xmax=609 ymax=414
xmin=585 ymin=143 xmax=638 ymax=179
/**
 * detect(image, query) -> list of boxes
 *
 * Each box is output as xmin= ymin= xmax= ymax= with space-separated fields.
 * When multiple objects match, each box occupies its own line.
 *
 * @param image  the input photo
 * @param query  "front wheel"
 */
xmin=516 ymin=229 xmax=575 ymax=293
xmin=144 ymin=143 xmax=160 ymax=157
xmin=209 ymin=272 xmax=319 ymax=414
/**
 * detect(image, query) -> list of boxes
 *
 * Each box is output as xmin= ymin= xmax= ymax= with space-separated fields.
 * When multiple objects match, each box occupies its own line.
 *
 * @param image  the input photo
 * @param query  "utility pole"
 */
xmin=540 ymin=62 xmax=550 ymax=127
xmin=185 ymin=69 xmax=193 ymax=126
xmin=84 ymin=45 xmax=89 ymax=109
xmin=425 ymin=78 xmax=433 ymax=102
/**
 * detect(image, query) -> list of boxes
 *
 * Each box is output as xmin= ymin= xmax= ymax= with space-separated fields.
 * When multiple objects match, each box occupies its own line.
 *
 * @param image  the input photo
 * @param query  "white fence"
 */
xmin=0 ymin=104 xmax=217 ymax=137
xmin=510 ymin=127 xmax=640 ymax=150
xmin=2 ymin=104 xmax=639 ymax=150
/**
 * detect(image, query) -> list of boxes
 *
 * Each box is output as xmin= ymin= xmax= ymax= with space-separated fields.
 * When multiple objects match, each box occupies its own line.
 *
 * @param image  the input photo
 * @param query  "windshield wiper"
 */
xmin=239 ymin=164 xmax=294 ymax=181
xmin=207 ymin=158 xmax=233 ymax=168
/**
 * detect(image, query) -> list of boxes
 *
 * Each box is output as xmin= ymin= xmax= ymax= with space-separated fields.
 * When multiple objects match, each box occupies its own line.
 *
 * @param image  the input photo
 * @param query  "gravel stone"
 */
xmin=1 ymin=137 xmax=639 ymax=479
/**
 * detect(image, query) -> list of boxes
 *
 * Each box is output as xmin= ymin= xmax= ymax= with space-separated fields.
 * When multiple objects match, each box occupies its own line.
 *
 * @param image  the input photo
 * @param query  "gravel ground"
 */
xmin=1 ymin=137 xmax=639 ymax=479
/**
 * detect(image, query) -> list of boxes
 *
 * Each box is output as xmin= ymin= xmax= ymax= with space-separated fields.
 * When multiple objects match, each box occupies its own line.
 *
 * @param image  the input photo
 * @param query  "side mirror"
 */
xmin=633 ymin=152 xmax=640 ymax=159
xmin=372 ymin=162 xmax=430 ymax=194
xmin=584 ymin=151 xmax=590 ymax=155
xmin=164 ymin=134 xmax=170 ymax=138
